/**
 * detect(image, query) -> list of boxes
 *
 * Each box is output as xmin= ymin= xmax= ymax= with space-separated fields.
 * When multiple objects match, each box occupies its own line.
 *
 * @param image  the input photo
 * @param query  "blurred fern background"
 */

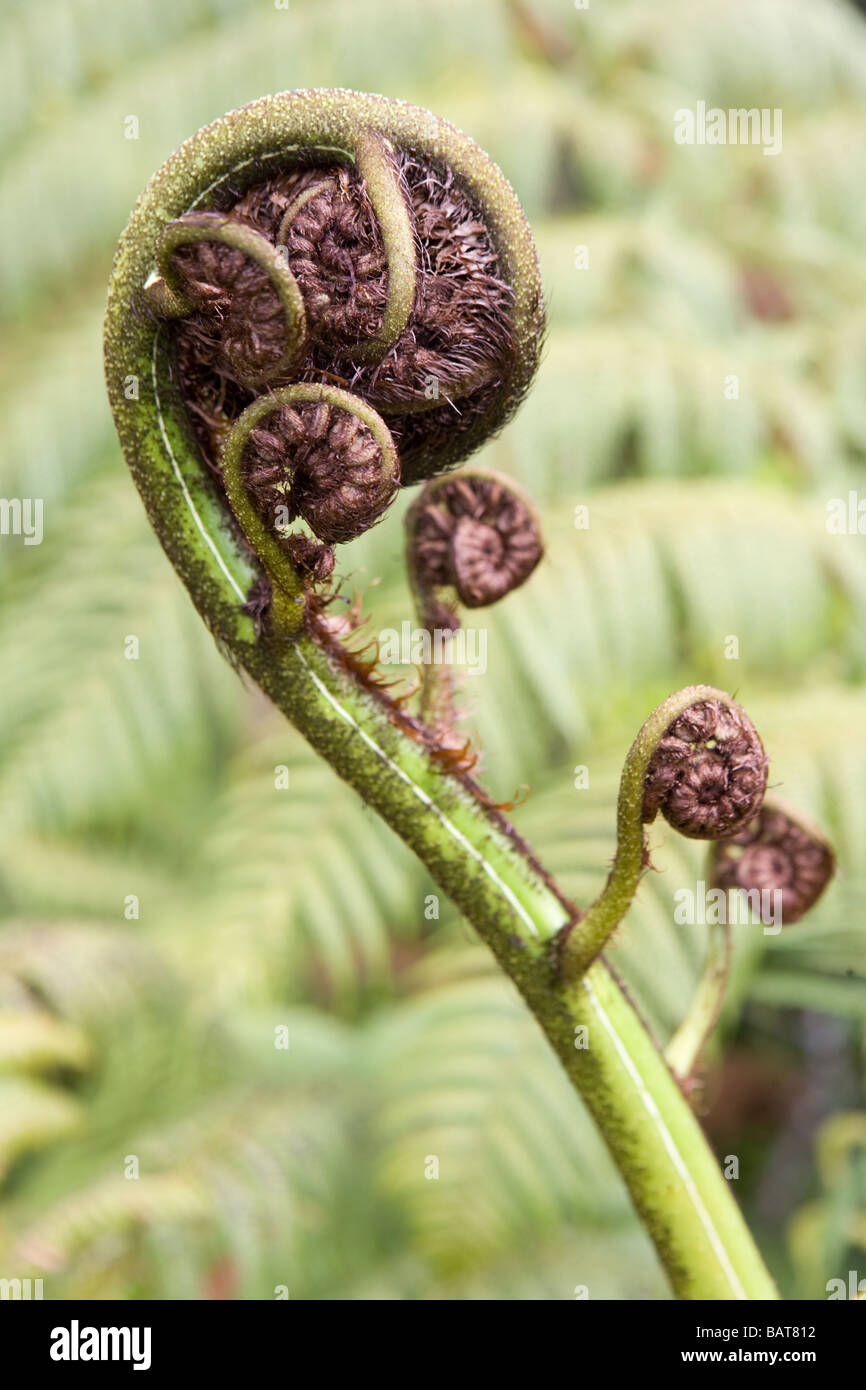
xmin=1 ymin=0 xmax=865 ymax=1300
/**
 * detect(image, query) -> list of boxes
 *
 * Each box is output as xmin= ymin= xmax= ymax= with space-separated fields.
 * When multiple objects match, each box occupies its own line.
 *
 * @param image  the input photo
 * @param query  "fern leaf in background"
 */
xmin=0 ymin=0 xmax=864 ymax=1300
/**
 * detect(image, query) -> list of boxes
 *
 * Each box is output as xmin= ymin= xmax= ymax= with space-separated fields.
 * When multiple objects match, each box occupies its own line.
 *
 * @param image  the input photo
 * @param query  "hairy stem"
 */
xmin=349 ymin=129 xmax=417 ymax=361
xmin=106 ymin=322 xmax=778 ymax=1297
xmin=244 ymin=624 xmax=779 ymax=1300
xmin=105 ymin=88 xmax=780 ymax=1302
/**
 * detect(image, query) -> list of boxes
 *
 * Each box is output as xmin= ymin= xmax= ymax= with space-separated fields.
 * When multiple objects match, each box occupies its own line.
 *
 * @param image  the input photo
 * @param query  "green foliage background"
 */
xmin=0 ymin=0 xmax=865 ymax=1300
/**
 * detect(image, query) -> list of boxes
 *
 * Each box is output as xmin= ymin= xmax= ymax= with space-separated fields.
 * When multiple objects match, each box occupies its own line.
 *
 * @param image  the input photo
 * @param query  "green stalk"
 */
xmin=104 ymin=324 xmax=778 ymax=1299
xmin=666 ymin=920 xmax=732 ymax=1084
xmin=104 ymin=89 xmax=779 ymax=1301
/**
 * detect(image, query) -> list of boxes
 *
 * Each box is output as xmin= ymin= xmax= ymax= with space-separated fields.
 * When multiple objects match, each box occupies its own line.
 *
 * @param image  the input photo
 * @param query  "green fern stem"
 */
xmin=105 ymin=320 xmax=777 ymax=1298
xmin=104 ymin=90 xmax=779 ymax=1301
xmin=665 ymin=919 xmax=732 ymax=1084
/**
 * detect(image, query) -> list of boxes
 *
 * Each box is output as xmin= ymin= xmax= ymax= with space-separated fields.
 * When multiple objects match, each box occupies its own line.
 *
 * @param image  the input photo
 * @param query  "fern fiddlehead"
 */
xmin=665 ymin=800 xmax=835 ymax=1089
xmin=220 ymin=382 xmax=400 ymax=635
xmin=405 ymin=469 xmax=543 ymax=732
xmin=709 ymin=798 xmax=836 ymax=927
xmin=559 ymin=687 xmax=770 ymax=979
xmin=104 ymin=88 xmax=833 ymax=1300
xmin=557 ymin=688 xmax=832 ymax=1094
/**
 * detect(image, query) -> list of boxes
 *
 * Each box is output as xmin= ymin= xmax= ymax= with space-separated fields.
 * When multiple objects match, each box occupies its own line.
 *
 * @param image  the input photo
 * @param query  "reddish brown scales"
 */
xmin=170 ymin=147 xmax=520 ymax=508
xmin=710 ymin=803 xmax=834 ymax=925
xmin=242 ymin=397 xmax=399 ymax=546
xmin=411 ymin=474 xmax=543 ymax=619
xmin=642 ymin=699 xmax=769 ymax=840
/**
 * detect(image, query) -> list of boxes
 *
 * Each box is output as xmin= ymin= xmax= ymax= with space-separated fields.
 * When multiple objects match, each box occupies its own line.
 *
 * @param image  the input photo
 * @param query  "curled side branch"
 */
xmin=221 ymin=383 xmax=399 ymax=636
xmin=558 ymin=686 xmax=769 ymax=981
xmin=405 ymin=469 xmax=542 ymax=730
xmin=145 ymin=213 xmax=308 ymax=385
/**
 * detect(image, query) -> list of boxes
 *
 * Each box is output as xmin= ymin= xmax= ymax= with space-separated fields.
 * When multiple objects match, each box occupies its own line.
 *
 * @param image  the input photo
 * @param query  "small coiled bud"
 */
xmin=404 ymin=469 xmax=542 ymax=733
xmin=709 ymin=802 xmax=834 ymax=925
xmin=242 ymin=397 xmax=399 ymax=545
xmin=408 ymin=472 xmax=543 ymax=622
xmin=642 ymin=698 xmax=769 ymax=840
xmin=123 ymin=91 xmax=544 ymax=630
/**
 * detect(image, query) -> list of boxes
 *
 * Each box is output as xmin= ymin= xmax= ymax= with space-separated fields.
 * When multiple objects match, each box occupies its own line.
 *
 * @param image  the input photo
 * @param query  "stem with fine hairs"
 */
xmin=102 ymin=87 xmax=820 ymax=1301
